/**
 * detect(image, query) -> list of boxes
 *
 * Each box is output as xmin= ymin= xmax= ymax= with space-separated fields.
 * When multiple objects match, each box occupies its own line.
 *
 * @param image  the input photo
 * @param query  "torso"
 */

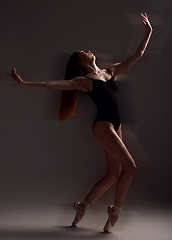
xmin=84 ymin=69 xmax=121 ymax=132
xmin=83 ymin=69 xmax=117 ymax=92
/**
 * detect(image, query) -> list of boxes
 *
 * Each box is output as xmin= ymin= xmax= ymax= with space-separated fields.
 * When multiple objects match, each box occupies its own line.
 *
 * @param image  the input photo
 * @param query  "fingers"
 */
xmin=141 ymin=12 xmax=148 ymax=21
xmin=7 ymin=68 xmax=23 ymax=83
xmin=7 ymin=68 xmax=17 ymax=76
xmin=144 ymin=12 xmax=148 ymax=18
xmin=140 ymin=12 xmax=152 ymax=32
xmin=142 ymin=20 xmax=146 ymax=26
xmin=12 ymin=67 xmax=17 ymax=75
xmin=140 ymin=13 xmax=150 ymax=27
xmin=141 ymin=13 xmax=146 ymax=20
xmin=7 ymin=68 xmax=19 ymax=79
xmin=141 ymin=12 xmax=147 ymax=17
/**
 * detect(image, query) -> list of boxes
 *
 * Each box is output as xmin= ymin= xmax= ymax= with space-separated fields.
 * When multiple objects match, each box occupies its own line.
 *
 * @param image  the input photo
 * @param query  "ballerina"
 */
xmin=8 ymin=13 xmax=152 ymax=232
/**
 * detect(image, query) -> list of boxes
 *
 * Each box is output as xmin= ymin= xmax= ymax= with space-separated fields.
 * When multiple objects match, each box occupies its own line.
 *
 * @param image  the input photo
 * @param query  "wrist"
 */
xmin=20 ymin=79 xmax=25 ymax=86
xmin=147 ymin=29 xmax=153 ymax=34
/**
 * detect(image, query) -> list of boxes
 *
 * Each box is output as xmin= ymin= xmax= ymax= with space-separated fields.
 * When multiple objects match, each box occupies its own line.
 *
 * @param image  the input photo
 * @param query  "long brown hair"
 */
xmin=59 ymin=52 xmax=83 ymax=122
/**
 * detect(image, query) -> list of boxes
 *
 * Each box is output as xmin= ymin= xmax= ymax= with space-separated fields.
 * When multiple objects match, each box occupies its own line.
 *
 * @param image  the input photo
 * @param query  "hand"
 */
xmin=141 ymin=13 xmax=152 ymax=33
xmin=7 ymin=68 xmax=24 ymax=85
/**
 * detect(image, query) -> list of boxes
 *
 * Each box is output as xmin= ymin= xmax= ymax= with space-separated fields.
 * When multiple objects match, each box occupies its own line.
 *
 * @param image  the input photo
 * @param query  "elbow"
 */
xmin=47 ymin=82 xmax=55 ymax=89
xmin=135 ymin=51 xmax=144 ymax=58
xmin=140 ymin=51 xmax=144 ymax=57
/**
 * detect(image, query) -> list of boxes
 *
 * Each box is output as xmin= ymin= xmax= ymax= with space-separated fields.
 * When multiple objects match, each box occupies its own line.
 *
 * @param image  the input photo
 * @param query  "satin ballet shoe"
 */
xmin=103 ymin=205 xmax=122 ymax=232
xmin=72 ymin=202 xmax=86 ymax=226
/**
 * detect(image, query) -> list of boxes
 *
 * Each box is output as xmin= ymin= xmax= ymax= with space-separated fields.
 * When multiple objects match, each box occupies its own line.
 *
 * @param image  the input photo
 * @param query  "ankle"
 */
xmin=80 ymin=201 xmax=89 ymax=210
xmin=114 ymin=203 xmax=122 ymax=209
xmin=82 ymin=200 xmax=89 ymax=207
xmin=112 ymin=204 xmax=122 ymax=213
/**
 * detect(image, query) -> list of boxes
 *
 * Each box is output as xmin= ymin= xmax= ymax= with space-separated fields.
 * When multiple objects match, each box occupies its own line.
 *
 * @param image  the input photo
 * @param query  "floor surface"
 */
xmin=0 ymin=205 xmax=171 ymax=240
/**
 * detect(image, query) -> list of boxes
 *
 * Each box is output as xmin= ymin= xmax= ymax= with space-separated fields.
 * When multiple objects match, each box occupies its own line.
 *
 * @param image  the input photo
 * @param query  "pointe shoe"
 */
xmin=103 ymin=205 xmax=121 ymax=232
xmin=72 ymin=202 xmax=86 ymax=226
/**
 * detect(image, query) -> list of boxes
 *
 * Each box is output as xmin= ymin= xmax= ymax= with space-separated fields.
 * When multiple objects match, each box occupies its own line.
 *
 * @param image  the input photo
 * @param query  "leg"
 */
xmin=82 ymin=124 xmax=123 ymax=205
xmin=92 ymin=121 xmax=137 ymax=208
xmin=106 ymin=124 xmax=134 ymax=207
xmin=82 ymin=150 xmax=121 ymax=205
xmin=92 ymin=121 xmax=137 ymax=231
xmin=72 ymin=126 xmax=122 ymax=226
xmin=72 ymin=153 xmax=120 ymax=226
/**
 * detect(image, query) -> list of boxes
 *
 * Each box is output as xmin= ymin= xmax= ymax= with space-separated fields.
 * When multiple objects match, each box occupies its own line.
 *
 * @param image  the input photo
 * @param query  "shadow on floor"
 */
xmin=0 ymin=225 xmax=120 ymax=240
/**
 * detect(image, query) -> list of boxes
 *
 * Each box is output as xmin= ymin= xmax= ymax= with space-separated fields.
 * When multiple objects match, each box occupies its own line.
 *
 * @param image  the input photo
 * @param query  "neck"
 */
xmin=84 ymin=62 xmax=100 ymax=75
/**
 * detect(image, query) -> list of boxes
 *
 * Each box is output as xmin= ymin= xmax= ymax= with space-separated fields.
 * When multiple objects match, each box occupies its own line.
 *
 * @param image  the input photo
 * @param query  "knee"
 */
xmin=126 ymin=164 xmax=137 ymax=177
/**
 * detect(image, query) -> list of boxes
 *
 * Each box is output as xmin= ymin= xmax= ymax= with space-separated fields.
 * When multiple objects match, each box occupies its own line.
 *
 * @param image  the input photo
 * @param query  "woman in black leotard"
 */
xmin=8 ymin=13 xmax=152 ymax=232
xmin=85 ymin=68 xmax=121 ymax=132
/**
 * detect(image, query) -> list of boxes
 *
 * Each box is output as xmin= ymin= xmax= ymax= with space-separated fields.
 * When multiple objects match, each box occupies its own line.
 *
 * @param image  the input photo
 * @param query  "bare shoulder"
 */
xmin=73 ymin=76 xmax=92 ymax=92
xmin=107 ymin=63 xmax=120 ymax=80
xmin=107 ymin=63 xmax=120 ymax=74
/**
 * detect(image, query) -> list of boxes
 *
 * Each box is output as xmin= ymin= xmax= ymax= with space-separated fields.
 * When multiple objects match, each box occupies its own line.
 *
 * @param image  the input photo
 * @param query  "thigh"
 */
xmin=117 ymin=124 xmax=122 ymax=140
xmin=105 ymin=124 xmax=123 ymax=175
xmin=93 ymin=121 xmax=136 ymax=170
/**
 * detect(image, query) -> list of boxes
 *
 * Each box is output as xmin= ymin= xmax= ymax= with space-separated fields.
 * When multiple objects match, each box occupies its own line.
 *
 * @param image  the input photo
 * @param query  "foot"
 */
xmin=103 ymin=205 xmax=121 ymax=232
xmin=72 ymin=202 xmax=87 ymax=226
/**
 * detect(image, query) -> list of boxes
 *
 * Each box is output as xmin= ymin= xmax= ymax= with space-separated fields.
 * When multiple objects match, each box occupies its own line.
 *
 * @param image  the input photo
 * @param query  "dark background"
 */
xmin=0 ymin=0 xmax=172 ymax=212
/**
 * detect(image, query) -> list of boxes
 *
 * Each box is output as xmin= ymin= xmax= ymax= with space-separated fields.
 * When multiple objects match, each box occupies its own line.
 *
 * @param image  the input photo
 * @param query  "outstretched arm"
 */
xmin=108 ymin=13 xmax=153 ymax=77
xmin=7 ymin=68 xmax=89 ymax=91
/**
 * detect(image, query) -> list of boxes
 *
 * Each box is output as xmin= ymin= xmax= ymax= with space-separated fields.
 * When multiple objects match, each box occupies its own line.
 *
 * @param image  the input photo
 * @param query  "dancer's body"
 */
xmin=8 ymin=13 xmax=152 ymax=232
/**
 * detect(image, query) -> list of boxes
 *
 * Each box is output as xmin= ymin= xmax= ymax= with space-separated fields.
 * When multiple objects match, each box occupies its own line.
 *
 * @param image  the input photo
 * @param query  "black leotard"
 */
xmin=85 ymin=69 xmax=121 ymax=132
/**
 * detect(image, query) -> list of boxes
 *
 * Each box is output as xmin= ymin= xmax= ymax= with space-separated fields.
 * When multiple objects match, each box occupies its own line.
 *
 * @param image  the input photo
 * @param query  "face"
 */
xmin=77 ymin=50 xmax=96 ymax=66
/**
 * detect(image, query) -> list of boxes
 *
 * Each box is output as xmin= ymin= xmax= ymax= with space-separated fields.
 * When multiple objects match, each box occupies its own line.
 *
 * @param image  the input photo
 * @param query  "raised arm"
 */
xmin=108 ymin=13 xmax=153 ymax=77
xmin=7 ymin=68 xmax=89 ymax=91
